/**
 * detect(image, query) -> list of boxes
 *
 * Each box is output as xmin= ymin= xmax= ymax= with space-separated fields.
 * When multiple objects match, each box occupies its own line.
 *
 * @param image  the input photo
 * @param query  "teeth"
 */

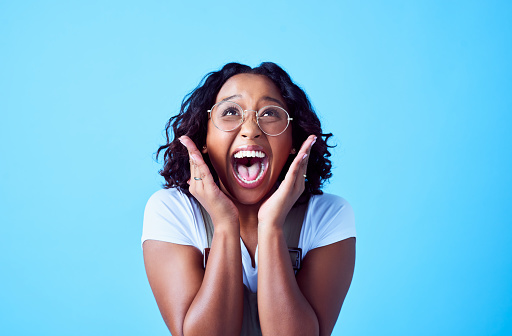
xmin=234 ymin=150 xmax=266 ymax=159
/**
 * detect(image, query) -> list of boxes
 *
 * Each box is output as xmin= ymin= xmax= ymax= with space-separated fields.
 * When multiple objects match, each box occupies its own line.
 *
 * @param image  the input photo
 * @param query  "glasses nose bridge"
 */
xmin=239 ymin=109 xmax=263 ymax=135
xmin=243 ymin=108 xmax=258 ymax=117
xmin=241 ymin=109 xmax=260 ymax=123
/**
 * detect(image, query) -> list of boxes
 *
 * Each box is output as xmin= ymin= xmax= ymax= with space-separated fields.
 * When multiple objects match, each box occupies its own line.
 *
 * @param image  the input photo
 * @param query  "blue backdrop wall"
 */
xmin=1 ymin=1 xmax=511 ymax=335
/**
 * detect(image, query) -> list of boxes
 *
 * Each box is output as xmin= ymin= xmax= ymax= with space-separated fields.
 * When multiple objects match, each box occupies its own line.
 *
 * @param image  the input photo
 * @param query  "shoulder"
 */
xmin=309 ymin=192 xmax=352 ymax=211
xmin=300 ymin=193 xmax=356 ymax=255
xmin=307 ymin=193 xmax=355 ymax=227
xmin=144 ymin=188 xmax=195 ymax=224
xmin=146 ymin=187 xmax=189 ymax=206
xmin=142 ymin=188 xmax=206 ymax=250
xmin=144 ymin=188 xmax=202 ymax=220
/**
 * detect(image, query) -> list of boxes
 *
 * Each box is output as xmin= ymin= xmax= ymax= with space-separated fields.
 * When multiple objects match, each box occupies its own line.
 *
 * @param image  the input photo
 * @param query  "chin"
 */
xmin=220 ymin=177 xmax=277 ymax=206
xmin=228 ymin=185 xmax=270 ymax=206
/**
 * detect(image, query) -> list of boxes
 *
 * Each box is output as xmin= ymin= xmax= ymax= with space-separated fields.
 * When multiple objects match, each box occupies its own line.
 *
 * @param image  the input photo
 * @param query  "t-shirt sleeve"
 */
xmin=141 ymin=188 xmax=199 ymax=248
xmin=304 ymin=193 xmax=356 ymax=252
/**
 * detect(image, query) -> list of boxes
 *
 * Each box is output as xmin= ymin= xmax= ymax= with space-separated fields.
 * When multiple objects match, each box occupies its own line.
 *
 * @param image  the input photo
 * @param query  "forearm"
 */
xmin=183 ymin=225 xmax=243 ymax=336
xmin=257 ymin=225 xmax=319 ymax=336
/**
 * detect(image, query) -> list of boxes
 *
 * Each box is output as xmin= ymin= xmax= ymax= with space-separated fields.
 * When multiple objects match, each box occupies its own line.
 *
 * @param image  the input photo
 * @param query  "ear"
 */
xmin=201 ymin=145 xmax=208 ymax=154
xmin=290 ymin=148 xmax=296 ymax=155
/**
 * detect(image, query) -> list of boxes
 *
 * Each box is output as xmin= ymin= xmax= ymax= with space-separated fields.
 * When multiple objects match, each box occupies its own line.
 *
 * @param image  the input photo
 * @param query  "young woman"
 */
xmin=142 ymin=62 xmax=356 ymax=336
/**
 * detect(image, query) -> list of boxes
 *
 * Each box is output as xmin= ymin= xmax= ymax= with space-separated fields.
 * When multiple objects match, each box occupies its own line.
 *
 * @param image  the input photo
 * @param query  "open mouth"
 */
xmin=232 ymin=149 xmax=269 ymax=188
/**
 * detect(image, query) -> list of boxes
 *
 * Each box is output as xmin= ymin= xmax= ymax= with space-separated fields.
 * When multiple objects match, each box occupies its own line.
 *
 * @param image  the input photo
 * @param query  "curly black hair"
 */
xmin=156 ymin=62 xmax=334 ymax=199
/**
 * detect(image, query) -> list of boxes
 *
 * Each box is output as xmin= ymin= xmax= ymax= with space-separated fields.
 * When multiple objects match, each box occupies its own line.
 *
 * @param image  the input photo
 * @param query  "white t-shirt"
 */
xmin=142 ymin=188 xmax=356 ymax=292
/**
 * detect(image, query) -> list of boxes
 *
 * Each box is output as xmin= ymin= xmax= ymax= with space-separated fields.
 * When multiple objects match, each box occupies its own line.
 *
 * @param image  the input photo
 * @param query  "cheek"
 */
xmin=271 ymin=131 xmax=294 ymax=177
xmin=205 ymin=126 xmax=231 ymax=177
xmin=205 ymin=144 xmax=225 ymax=174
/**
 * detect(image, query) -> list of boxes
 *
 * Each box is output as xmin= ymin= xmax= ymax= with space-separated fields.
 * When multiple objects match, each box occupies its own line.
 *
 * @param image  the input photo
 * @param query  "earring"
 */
xmin=290 ymin=148 xmax=296 ymax=154
xmin=201 ymin=145 xmax=208 ymax=154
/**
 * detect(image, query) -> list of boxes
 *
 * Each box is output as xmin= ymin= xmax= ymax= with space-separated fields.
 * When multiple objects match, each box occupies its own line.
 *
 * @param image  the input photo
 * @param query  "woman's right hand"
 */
xmin=179 ymin=136 xmax=239 ymax=227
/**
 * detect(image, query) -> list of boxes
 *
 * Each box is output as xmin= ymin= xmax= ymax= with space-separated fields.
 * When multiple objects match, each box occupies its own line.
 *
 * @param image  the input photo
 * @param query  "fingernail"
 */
xmin=178 ymin=137 xmax=185 ymax=145
xmin=311 ymin=136 xmax=317 ymax=146
xmin=302 ymin=154 xmax=308 ymax=160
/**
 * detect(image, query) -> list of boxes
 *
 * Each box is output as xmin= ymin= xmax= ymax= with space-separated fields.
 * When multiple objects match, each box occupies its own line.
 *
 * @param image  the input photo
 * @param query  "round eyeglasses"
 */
xmin=208 ymin=101 xmax=293 ymax=136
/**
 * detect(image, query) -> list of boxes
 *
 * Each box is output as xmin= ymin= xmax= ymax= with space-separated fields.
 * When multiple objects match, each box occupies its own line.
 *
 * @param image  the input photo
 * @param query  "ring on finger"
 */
xmin=194 ymin=177 xmax=202 ymax=181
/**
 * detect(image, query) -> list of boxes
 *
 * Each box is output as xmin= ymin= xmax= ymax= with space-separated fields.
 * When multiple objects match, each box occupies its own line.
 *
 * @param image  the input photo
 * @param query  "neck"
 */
xmin=234 ymin=201 xmax=260 ymax=230
xmin=218 ymin=180 xmax=278 ymax=230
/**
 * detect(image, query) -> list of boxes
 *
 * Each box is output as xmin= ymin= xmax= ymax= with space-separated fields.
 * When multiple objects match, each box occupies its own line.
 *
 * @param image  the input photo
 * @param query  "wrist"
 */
xmin=257 ymin=222 xmax=285 ymax=236
xmin=212 ymin=218 xmax=240 ymax=235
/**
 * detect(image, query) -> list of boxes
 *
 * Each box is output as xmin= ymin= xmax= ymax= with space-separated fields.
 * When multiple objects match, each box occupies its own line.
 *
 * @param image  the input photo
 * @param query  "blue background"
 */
xmin=1 ymin=1 xmax=511 ymax=335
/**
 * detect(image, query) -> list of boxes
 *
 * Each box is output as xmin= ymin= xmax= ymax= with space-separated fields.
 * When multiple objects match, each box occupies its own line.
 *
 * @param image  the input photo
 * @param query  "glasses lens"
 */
xmin=211 ymin=101 xmax=243 ymax=131
xmin=258 ymin=106 xmax=290 ymax=136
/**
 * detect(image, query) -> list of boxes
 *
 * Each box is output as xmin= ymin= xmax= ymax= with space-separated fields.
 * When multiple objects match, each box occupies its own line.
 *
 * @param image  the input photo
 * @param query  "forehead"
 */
xmin=216 ymin=74 xmax=285 ymax=106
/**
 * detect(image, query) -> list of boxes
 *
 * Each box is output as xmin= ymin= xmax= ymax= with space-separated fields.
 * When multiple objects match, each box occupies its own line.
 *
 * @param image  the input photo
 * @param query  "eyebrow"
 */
xmin=220 ymin=94 xmax=285 ymax=107
xmin=220 ymin=94 xmax=242 ymax=102
xmin=261 ymin=96 xmax=285 ymax=107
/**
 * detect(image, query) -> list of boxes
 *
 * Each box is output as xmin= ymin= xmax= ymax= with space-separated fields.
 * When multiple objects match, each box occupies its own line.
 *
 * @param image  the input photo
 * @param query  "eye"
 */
xmin=261 ymin=109 xmax=275 ymax=117
xmin=259 ymin=107 xmax=284 ymax=119
xmin=220 ymin=106 xmax=242 ymax=117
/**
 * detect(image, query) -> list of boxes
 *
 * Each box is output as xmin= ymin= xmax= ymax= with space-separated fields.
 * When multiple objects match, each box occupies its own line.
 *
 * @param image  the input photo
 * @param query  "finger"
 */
xmin=188 ymin=154 xmax=200 ymax=195
xmin=190 ymin=153 xmax=216 ymax=189
xmin=297 ymin=134 xmax=317 ymax=157
xmin=179 ymin=136 xmax=216 ymax=190
xmin=300 ymin=135 xmax=316 ymax=177
xmin=190 ymin=156 xmax=201 ymax=188
xmin=284 ymin=153 xmax=308 ymax=192
xmin=284 ymin=135 xmax=316 ymax=187
xmin=290 ymin=135 xmax=316 ymax=174
xmin=179 ymin=135 xmax=202 ymax=156
xmin=179 ymin=136 xmax=203 ymax=190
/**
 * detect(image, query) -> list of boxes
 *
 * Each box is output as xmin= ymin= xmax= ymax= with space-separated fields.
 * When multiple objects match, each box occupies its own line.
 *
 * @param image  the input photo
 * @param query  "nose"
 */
xmin=240 ymin=110 xmax=261 ymax=139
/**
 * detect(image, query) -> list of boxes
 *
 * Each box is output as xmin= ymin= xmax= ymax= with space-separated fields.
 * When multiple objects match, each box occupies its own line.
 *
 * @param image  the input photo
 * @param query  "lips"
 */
xmin=231 ymin=145 xmax=269 ymax=189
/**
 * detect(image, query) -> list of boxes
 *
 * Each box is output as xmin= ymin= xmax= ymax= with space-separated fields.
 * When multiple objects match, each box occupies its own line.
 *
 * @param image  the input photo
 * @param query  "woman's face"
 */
xmin=205 ymin=73 xmax=293 ymax=205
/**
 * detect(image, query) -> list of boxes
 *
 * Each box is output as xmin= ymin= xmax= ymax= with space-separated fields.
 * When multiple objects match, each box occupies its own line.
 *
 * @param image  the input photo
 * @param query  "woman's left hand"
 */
xmin=257 ymin=134 xmax=317 ymax=228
